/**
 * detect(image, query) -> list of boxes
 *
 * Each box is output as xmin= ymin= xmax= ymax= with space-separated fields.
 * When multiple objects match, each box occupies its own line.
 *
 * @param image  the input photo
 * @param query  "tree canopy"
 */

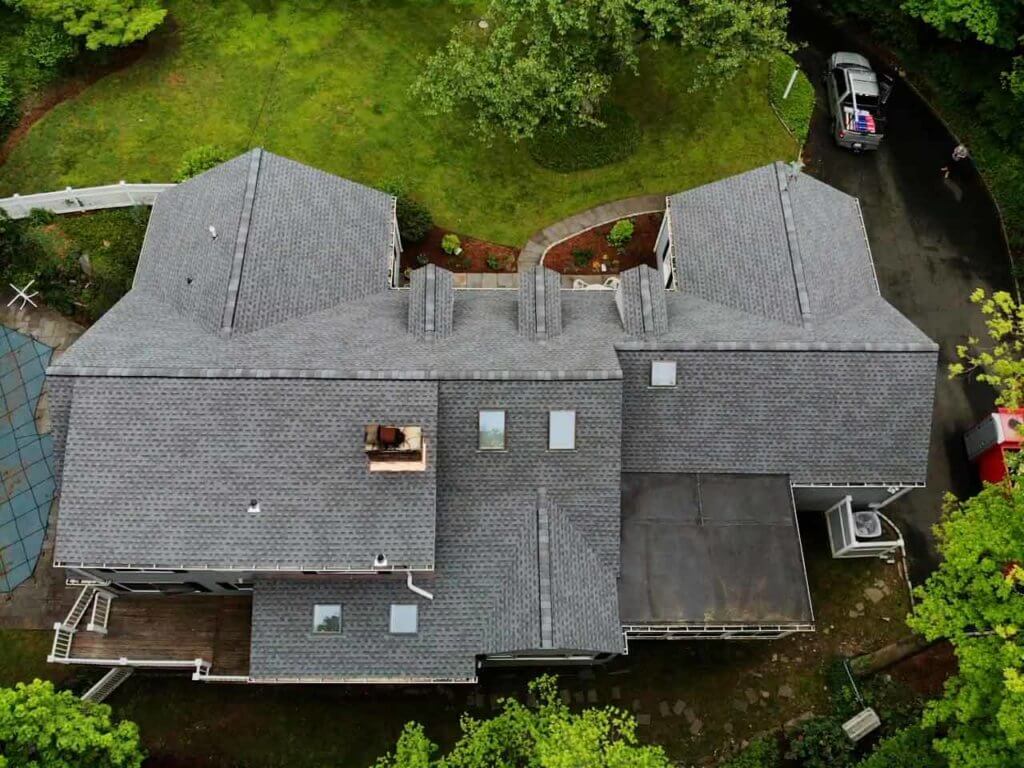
xmin=0 ymin=679 xmax=145 ymax=768
xmin=372 ymin=675 xmax=671 ymax=768
xmin=907 ymin=482 xmax=1024 ymax=768
xmin=412 ymin=0 xmax=790 ymax=142
xmin=949 ymin=288 xmax=1024 ymax=408
xmin=12 ymin=0 xmax=167 ymax=50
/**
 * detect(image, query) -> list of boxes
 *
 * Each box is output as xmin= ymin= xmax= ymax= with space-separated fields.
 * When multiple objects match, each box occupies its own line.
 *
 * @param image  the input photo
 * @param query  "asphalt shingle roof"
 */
xmin=53 ymin=377 xmax=438 ymax=570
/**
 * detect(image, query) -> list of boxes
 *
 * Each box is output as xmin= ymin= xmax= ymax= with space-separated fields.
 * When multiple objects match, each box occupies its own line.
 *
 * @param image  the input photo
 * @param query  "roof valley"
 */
xmin=220 ymin=148 xmax=263 ymax=336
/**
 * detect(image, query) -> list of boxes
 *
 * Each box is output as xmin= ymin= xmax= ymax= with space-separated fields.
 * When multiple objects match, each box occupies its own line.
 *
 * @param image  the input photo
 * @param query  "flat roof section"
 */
xmin=619 ymin=473 xmax=813 ymax=626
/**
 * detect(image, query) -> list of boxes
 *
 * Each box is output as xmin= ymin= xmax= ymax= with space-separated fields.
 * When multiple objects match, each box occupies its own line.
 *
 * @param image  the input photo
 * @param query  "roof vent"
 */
xmin=373 ymin=553 xmax=389 ymax=569
xmin=518 ymin=266 xmax=562 ymax=339
xmin=208 ymin=225 xmax=218 ymax=240
xmin=616 ymin=265 xmax=668 ymax=337
xmin=408 ymin=264 xmax=454 ymax=339
xmin=247 ymin=499 xmax=260 ymax=514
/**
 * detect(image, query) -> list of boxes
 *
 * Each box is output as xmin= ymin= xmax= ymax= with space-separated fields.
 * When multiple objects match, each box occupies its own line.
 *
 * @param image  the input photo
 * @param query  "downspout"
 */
xmin=405 ymin=570 xmax=433 ymax=601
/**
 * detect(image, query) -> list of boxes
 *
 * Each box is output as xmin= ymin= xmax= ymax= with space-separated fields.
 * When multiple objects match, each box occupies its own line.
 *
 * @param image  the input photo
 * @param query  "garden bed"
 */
xmin=542 ymin=212 xmax=661 ymax=275
xmin=399 ymin=227 xmax=518 ymax=279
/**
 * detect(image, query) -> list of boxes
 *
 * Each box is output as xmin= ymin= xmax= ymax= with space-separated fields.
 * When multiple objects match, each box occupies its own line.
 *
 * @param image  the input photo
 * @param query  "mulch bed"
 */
xmin=542 ymin=212 xmax=662 ymax=275
xmin=886 ymin=640 xmax=957 ymax=698
xmin=399 ymin=227 xmax=518 ymax=281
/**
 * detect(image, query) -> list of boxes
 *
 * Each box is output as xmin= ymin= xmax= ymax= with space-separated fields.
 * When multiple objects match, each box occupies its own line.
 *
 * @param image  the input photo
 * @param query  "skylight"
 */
xmin=389 ymin=604 xmax=418 ymax=634
xmin=479 ymin=410 xmax=506 ymax=450
xmin=548 ymin=410 xmax=576 ymax=450
xmin=651 ymin=360 xmax=677 ymax=387
xmin=313 ymin=604 xmax=342 ymax=634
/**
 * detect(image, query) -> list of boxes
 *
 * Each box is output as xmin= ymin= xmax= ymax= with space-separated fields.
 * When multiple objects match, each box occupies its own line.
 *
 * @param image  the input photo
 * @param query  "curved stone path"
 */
xmin=518 ymin=193 xmax=667 ymax=273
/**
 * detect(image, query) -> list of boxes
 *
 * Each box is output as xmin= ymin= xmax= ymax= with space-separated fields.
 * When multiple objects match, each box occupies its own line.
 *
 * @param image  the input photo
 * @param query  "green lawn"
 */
xmin=0 ymin=0 xmax=796 ymax=245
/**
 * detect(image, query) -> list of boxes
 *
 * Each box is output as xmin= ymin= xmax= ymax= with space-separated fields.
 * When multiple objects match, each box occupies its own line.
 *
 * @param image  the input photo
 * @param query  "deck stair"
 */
xmin=86 ymin=590 xmax=116 ymax=634
xmin=48 ymin=585 xmax=100 ymax=662
xmin=82 ymin=667 xmax=133 ymax=702
xmin=62 ymin=585 xmax=97 ymax=630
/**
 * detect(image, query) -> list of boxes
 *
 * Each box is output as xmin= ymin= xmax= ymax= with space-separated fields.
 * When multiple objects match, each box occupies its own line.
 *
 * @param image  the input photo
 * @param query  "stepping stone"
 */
xmin=659 ymin=701 xmax=670 ymax=717
xmin=636 ymin=713 xmax=651 ymax=726
xmin=778 ymin=684 xmax=794 ymax=699
xmin=689 ymin=717 xmax=703 ymax=735
xmin=673 ymin=700 xmax=685 ymax=716
xmin=684 ymin=707 xmax=696 ymax=723
xmin=864 ymin=587 xmax=885 ymax=603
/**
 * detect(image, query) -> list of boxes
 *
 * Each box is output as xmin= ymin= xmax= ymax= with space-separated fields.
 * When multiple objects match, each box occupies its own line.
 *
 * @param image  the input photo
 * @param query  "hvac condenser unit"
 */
xmin=825 ymin=496 xmax=902 ymax=558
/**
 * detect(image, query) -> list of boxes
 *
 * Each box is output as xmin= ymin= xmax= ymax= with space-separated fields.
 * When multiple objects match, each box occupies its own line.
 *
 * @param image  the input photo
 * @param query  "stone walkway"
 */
xmin=517 ymin=194 xmax=666 ymax=273
xmin=0 ymin=295 xmax=85 ymax=629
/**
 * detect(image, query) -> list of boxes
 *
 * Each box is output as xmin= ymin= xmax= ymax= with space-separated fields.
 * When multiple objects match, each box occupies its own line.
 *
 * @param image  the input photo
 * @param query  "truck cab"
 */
xmin=825 ymin=52 xmax=887 ymax=152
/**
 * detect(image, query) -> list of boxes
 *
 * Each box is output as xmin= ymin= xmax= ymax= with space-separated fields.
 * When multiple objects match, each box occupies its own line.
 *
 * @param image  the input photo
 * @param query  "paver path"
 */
xmin=518 ymin=194 xmax=666 ymax=273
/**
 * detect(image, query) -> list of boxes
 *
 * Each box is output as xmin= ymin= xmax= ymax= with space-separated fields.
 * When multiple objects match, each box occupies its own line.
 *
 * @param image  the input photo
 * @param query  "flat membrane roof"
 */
xmin=619 ymin=473 xmax=813 ymax=626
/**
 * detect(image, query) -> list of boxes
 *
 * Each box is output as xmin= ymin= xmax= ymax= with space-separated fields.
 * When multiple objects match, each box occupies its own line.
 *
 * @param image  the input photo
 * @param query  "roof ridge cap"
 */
xmin=219 ymin=148 xmax=263 ymax=336
xmin=773 ymin=162 xmax=812 ymax=326
xmin=536 ymin=488 xmax=553 ymax=649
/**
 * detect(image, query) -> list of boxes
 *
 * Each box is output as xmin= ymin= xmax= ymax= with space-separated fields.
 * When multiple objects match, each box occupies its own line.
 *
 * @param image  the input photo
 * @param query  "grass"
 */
xmin=768 ymin=52 xmax=815 ymax=146
xmin=0 ymin=0 xmax=794 ymax=246
xmin=0 ymin=518 xmax=916 ymax=767
xmin=528 ymin=104 xmax=642 ymax=173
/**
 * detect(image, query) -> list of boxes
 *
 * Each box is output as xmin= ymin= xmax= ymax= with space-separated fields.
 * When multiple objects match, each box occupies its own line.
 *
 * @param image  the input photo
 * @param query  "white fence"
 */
xmin=0 ymin=181 xmax=175 ymax=219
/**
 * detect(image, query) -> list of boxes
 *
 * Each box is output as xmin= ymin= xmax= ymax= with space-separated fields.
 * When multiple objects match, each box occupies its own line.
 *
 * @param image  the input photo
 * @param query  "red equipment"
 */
xmin=964 ymin=408 xmax=1023 ymax=483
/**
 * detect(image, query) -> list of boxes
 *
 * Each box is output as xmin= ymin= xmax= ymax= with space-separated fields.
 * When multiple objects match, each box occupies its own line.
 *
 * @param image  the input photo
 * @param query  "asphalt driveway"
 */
xmin=792 ymin=17 xmax=1016 ymax=578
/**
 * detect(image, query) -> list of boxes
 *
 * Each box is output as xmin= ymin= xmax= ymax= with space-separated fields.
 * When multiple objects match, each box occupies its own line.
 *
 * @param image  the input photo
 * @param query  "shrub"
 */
xmin=26 ymin=207 xmax=57 ymax=226
xmin=0 ymin=67 xmax=17 ymax=131
xmin=607 ymin=219 xmax=634 ymax=250
xmin=723 ymin=735 xmax=782 ymax=767
xmin=528 ymin=104 xmax=641 ymax=173
xmin=441 ymin=233 xmax=461 ymax=255
xmin=379 ymin=177 xmax=433 ymax=244
xmin=174 ymin=144 xmax=228 ymax=182
xmin=416 ymin=252 xmax=429 ymax=266
xmin=486 ymin=253 xmax=502 ymax=270
xmin=572 ymin=248 xmax=593 ymax=268
xmin=785 ymin=716 xmax=856 ymax=768
xmin=22 ymin=19 xmax=79 ymax=70
xmin=768 ymin=52 xmax=814 ymax=146
xmin=856 ymin=725 xmax=945 ymax=768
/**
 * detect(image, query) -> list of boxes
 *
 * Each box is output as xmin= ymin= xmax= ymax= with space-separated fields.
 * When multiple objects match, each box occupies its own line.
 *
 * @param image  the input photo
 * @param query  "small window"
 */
xmin=548 ymin=410 xmax=576 ymax=450
xmin=650 ymin=360 xmax=677 ymax=387
xmin=478 ymin=410 xmax=506 ymax=450
xmin=313 ymin=604 xmax=342 ymax=633
xmin=390 ymin=604 xmax=418 ymax=634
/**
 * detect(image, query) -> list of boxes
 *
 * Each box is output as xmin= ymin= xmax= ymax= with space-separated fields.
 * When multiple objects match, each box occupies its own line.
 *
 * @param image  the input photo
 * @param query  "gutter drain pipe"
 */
xmin=406 ymin=570 xmax=433 ymax=601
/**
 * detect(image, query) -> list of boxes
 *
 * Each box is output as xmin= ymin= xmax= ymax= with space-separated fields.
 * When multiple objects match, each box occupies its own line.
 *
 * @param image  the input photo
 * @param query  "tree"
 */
xmin=372 ymin=675 xmax=671 ymax=768
xmin=412 ymin=0 xmax=789 ymax=142
xmin=906 ymin=483 xmax=1024 ymax=768
xmin=0 ymin=679 xmax=145 ymax=767
xmin=949 ymin=288 xmax=1024 ymax=408
xmin=15 ymin=0 xmax=167 ymax=50
xmin=899 ymin=0 xmax=1021 ymax=48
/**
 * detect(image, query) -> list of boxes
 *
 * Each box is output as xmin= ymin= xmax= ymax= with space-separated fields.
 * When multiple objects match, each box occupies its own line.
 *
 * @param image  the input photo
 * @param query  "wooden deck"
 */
xmin=70 ymin=595 xmax=252 ymax=676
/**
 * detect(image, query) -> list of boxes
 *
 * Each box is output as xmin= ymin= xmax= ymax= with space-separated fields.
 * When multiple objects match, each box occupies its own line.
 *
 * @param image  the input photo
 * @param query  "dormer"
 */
xmin=408 ymin=264 xmax=454 ymax=339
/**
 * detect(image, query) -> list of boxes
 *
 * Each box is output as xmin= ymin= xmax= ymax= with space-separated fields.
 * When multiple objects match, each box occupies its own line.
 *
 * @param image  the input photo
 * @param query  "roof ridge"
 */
xmin=536 ymin=488 xmax=553 ymax=649
xmin=219 ymin=148 xmax=263 ymax=336
xmin=773 ymin=162 xmax=812 ymax=325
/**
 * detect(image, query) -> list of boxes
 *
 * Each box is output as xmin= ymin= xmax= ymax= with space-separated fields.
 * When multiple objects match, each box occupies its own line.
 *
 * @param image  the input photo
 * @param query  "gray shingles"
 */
xmin=518 ymin=266 xmax=562 ymax=339
xmin=616 ymin=266 xmax=668 ymax=337
xmin=408 ymin=264 xmax=455 ymax=339
xmin=54 ymin=378 xmax=438 ymax=569
xmin=618 ymin=349 xmax=936 ymax=484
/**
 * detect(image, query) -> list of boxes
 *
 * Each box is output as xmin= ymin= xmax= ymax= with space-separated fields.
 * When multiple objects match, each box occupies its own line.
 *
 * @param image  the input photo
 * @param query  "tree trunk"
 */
xmin=849 ymin=634 xmax=934 ymax=677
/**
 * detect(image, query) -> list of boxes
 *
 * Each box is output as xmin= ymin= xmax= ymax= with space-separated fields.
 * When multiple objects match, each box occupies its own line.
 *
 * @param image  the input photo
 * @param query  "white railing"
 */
xmin=0 ymin=182 xmax=174 ymax=219
xmin=48 ymin=624 xmax=75 ymax=661
xmin=62 ymin=585 xmax=96 ymax=631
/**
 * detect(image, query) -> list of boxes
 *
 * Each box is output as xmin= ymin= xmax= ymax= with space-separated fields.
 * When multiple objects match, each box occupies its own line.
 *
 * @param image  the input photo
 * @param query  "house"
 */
xmin=44 ymin=150 xmax=936 ymax=684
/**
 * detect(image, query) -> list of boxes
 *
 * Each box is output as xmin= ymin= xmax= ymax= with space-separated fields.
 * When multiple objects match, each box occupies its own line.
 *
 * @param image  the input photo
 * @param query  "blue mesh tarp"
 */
xmin=0 ymin=327 xmax=55 ymax=592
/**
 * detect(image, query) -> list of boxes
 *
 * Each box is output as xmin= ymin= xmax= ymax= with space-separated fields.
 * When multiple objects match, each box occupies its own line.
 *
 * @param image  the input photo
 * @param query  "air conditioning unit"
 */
xmin=842 ymin=707 xmax=881 ymax=742
xmin=826 ymin=497 xmax=901 ymax=558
